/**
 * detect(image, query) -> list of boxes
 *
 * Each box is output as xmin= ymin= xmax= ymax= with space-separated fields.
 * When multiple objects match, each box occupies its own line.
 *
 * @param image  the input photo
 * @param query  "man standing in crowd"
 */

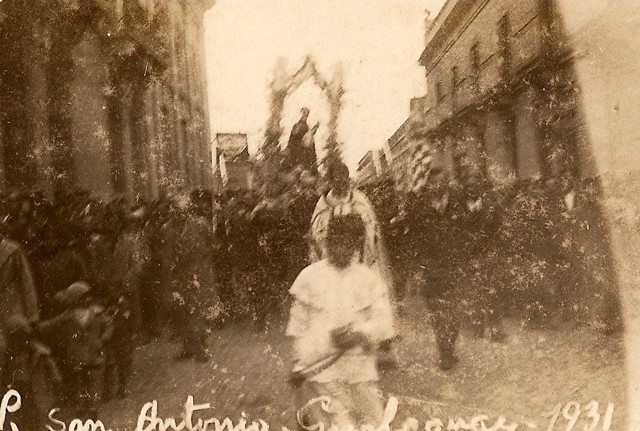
xmin=172 ymin=190 xmax=219 ymax=362
xmin=112 ymin=205 xmax=149 ymax=333
xmin=1 ymin=235 xmax=39 ymax=368
xmin=310 ymin=160 xmax=391 ymax=285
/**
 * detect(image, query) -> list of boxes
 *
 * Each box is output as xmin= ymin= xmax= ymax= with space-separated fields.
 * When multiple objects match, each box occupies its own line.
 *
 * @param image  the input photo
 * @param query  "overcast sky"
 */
xmin=204 ymin=0 xmax=446 ymax=171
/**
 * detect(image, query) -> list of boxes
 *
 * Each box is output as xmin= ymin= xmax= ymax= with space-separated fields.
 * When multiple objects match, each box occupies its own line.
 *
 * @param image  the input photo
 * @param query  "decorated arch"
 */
xmin=262 ymin=56 xmax=344 ymax=169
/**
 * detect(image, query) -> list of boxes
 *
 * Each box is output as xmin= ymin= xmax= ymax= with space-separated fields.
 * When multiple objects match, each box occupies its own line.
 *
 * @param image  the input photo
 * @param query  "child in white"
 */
xmin=287 ymin=213 xmax=395 ymax=429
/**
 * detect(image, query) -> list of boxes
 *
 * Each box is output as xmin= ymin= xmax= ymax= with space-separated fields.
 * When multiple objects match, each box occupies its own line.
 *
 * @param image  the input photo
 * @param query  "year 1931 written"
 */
xmin=542 ymin=400 xmax=614 ymax=431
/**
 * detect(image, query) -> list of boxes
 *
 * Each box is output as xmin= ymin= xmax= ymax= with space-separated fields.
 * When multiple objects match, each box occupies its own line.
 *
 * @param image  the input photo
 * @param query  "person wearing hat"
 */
xmin=37 ymin=281 xmax=112 ymax=419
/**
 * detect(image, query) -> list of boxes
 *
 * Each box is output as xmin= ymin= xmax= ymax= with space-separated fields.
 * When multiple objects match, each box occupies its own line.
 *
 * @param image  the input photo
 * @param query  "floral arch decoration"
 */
xmin=262 ymin=56 xmax=344 ymax=168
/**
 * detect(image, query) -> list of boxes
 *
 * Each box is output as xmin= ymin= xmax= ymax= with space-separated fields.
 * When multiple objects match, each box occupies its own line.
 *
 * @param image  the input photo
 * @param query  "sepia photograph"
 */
xmin=1 ymin=0 xmax=639 ymax=430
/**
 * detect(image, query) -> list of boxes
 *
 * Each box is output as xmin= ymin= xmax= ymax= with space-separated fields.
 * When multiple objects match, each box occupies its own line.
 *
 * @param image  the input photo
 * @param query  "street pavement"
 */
xmin=98 ymin=297 xmax=628 ymax=431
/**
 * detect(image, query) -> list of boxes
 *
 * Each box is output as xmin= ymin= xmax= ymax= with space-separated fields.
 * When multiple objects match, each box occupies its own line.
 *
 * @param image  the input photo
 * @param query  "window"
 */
xmin=470 ymin=43 xmax=480 ymax=93
xmin=451 ymin=66 xmax=459 ymax=93
xmin=436 ymin=80 xmax=444 ymax=103
xmin=498 ymin=15 xmax=512 ymax=80
xmin=451 ymin=66 xmax=459 ymax=107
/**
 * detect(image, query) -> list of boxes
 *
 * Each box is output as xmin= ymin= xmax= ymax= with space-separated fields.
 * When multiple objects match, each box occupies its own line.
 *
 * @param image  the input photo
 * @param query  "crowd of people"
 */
xmin=1 ymin=188 xmax=223 ymax=423
xmin=0 ymin=145 xmax=622 ymax=427
xmin=371 ymin=167 xmax=621 ymax=370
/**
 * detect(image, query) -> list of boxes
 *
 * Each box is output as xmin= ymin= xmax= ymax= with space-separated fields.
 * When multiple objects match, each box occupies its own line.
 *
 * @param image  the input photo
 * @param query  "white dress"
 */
xmin=286 ymin=259 xmax=394 ymax=383
xmin=287 ymin=260 xmax=395 ymax=428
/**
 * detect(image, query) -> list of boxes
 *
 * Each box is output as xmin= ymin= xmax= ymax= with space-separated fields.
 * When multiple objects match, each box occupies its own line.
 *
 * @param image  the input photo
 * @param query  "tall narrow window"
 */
xmin=498 ymin=15 xmax=512 ymax=80
xmin=451 ymin=66 xmax=458 ymax=91
xmin=470 ymin=43 xmax=480 ymax=93
xmin=436 ymin=80 xmax=444 ymax=103
xmin=451 ymin=66 xmax=458 ymax=107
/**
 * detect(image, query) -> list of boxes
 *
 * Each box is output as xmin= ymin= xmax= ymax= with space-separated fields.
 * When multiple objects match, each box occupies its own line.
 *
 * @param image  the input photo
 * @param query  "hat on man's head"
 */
xmin=55 ymin=281 xmax=92 ymax=308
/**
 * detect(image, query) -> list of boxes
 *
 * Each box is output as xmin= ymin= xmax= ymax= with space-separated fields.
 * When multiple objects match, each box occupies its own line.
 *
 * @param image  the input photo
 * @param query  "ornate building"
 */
xmin=410 ymin=0 xmax=593 ymax=186
xmin=411 ymin=3 xmax=640 ymax=426
xmin=0 ymin=0 xmax=214 ymax=200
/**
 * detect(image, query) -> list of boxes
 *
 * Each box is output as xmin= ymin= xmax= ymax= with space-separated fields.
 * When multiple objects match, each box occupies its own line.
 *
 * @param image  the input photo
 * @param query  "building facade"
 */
xmin=215 ymin=133 xmax=253 ymax=191
xmin=408 ymin=0 xmax=595 ymax=187
xmin=0 ymin=0 xmax=213 ymax=201
xmin=411 ymin=3 xmax=640 ymax=424
xmin=386 ymin=115 xmax=414 ymax=190
xmin=355 ymin=150 xmax=376 ymax=184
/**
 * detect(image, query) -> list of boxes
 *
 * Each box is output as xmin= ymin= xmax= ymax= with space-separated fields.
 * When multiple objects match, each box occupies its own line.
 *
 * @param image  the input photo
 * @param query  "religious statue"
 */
xmin=285 ymin=107 xmax=319 ymax=174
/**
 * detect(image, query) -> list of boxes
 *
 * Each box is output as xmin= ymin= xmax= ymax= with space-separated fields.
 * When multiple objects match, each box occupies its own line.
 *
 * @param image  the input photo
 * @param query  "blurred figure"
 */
xmin=139 ymin=200 xmax=169 ymax=340
xmin=310 ymin=160 xmax=396 ymax=370
xmin=112 ymin=204 xmax=149 ymax=334
xmin=85 ymin=226 xmax=135 ymax=401
xmin=310 ymin=160 xmax=391 ymax=284
xmin=171 ymin=190 xmax=219 ymax=362
xmin=224 ymin=191 xmax=269 ymax=327
xmin=288 ymin=214 xmax=394 ymax=428
xmin=30 ymin=211 xmax=90 ymax=320
xmin=102 ymin=292 xmax=134 ymax=400
xmin=1 ymin=210 xmax=39 ymax=351
xmin=2 ymin=192 xmax=33 ymax=246
xmin=38 ymin=282 xmax=112 ymax=420
xmin=562 ymin=177 xmax=622 ymax=333
xmin=211 ymin=194 xmax=234 ymax=324
xmin=156 ymin=194 xmax=192 ymax=337
xmin=399 ymin=158 xmax=463 ymax=370
xmin=285 ymin=107 xmax=319 ymax=175
xmin=0 ymin=231 xmax=40 ymax=430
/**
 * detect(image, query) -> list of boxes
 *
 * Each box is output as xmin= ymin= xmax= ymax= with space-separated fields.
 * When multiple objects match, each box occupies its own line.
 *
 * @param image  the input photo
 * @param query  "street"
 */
xmin=98 ymin=295 xmax=628 ymax=431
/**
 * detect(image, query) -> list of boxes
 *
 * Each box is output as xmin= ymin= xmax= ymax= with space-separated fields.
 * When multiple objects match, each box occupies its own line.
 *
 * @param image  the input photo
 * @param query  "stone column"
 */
xmin=459 ymin=113 xmax=488 ymax=181
xmin=145 ymin=82 xmax=160 ymax=200
xmin=47 ymin=26 xmax=76 ymax=192
xmin=129 ymin=82 xmax=149 ymax=200
xmin=28 ymin=31 xmax=53 ymax=196
xmin=483 ymin=104 xmax=518 ymax=184
xmin=120 ymin=83 xmax=136 ymax=200
xmin=513 ymin=87 xmax=543 ymax=179
xmin=1 ymin=7 xmax=39 ymax=190
xmin=152 ymin=83 xmax=168 ymax=194
xmin=106 ymin=82 xmax=126 ymax=195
